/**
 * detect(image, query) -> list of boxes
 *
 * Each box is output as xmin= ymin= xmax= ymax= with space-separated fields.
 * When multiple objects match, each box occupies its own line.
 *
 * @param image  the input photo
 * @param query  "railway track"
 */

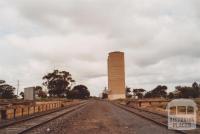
xmin=0 ymin=101 xmax=88 ymax=134
xmin=113 ymin=103 xmax=200 ymax=134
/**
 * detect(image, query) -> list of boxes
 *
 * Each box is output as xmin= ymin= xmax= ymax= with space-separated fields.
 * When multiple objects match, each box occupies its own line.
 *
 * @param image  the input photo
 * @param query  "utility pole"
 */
xmin=17 ymin=80 xmax=19 ymax=97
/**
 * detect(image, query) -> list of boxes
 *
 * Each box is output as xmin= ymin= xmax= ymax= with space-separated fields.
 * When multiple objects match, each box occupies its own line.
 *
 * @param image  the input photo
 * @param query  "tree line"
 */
xmin=0 ymin=70 xmax=90 ymax=99
xmin=126 ymin=82 xmax=200 ymax=99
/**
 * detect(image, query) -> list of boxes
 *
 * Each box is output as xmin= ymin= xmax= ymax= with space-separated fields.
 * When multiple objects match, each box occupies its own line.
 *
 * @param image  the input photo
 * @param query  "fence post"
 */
xmin=28 ymin=107 xmax=29 ymax=115
xmin=13 ymin=109 xmax=16 ymax=119
xmin=1 ymin=110 xmax=7 ymax=120
xmin=22 ymin=108 xmax=24 ymax=117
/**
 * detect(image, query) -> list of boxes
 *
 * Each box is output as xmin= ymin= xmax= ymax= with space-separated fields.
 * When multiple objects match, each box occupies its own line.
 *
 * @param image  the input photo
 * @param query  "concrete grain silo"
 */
xmin=107 ymin=51 xmax=125 ymax=100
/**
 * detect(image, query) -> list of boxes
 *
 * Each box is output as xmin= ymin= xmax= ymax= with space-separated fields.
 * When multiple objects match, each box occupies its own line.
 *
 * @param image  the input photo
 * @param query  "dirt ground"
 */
xmin=32 ymin=100 xmax=179 ymax=134
xmin=144 ymin=104 xmax=200 ymax=124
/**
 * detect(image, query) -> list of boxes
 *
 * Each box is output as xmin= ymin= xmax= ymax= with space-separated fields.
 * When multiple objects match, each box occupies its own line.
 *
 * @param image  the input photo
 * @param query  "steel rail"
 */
xmin=18 ymin=103 xmax=87 ymax=134
xmin=112 ymin=103 xmax=189 ymax=134
xmin=0 ymin=101 xmax=88 ymax=134
xmin=127 ymin=105 xmax=200 ymax=128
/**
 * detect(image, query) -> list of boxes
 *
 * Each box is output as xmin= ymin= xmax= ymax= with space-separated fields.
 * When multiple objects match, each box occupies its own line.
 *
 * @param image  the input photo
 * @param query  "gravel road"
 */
xmin=27 ymin=100 xmax=180 ymax=134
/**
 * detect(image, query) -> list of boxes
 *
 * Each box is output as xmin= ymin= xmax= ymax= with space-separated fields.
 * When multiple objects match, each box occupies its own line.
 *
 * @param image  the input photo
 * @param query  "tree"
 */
xmin=152 ymin=85 xmax=167 ymax=98
xmin=133 ymin=88 xmax=146 ymax=99
xmin=144 ymin=85 xmax=167 ymax=98
xmin=35 ymin=86 xmax=42 ymax=92
xmin=175 ymin=82 xmax=199 ymax=98
xmin=68 ymin=85 xmax=90 ymax=99
xmin=126 ymin=86 xmax=132 ymax=98
xmin=0 ymin=80 xmax=5 ymax=84
xmin=144 ymin=91 xmax=152 ymax=98
xmin=192 ymin=82 xmax=200 ymax=97
xmin=102 ymin=87 xmax=108 ymax=99
xmin=33 ymin=86 xmax=47 ymax=98
xmin=43 ymin=70 xmax=75 ymax=97
xmin=192 ymin=82 xmax=199 ymax=89
xmin=20 ymin=92 xmax=24 ymax=99
xmin=35 ymin=86 xmax=42 ymax=96
xmin=175 ymin=86 xmax=192 ymax=98
xmin=167 ymin=92 xmax=174 ymax=99
xmin=102 ymin=93 xmax=108 ymax=99
xmin=37 ymin=90 xmax=47 ymax=98
xmin=0 ymin=80 xmax=16 ymax=99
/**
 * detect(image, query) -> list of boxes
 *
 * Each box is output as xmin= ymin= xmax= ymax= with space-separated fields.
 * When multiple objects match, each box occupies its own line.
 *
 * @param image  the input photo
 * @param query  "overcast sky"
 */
xmin=0 ymin=0 xmax=200 ymax=96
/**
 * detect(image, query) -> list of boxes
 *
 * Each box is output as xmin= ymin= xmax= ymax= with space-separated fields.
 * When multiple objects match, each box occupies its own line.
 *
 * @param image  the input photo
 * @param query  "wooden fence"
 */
xmin=0 ymin=101 xmax=64 ymax=120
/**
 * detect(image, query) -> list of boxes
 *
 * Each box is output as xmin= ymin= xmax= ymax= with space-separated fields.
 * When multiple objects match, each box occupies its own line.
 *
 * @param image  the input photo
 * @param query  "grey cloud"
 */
xmin=0 ymin=0 xmax=200 ymax=95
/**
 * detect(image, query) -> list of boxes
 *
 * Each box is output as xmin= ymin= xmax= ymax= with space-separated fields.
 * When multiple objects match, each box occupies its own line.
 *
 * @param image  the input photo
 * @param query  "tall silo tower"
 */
xmin=107 ymin=51 xmax=125 ymax=100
